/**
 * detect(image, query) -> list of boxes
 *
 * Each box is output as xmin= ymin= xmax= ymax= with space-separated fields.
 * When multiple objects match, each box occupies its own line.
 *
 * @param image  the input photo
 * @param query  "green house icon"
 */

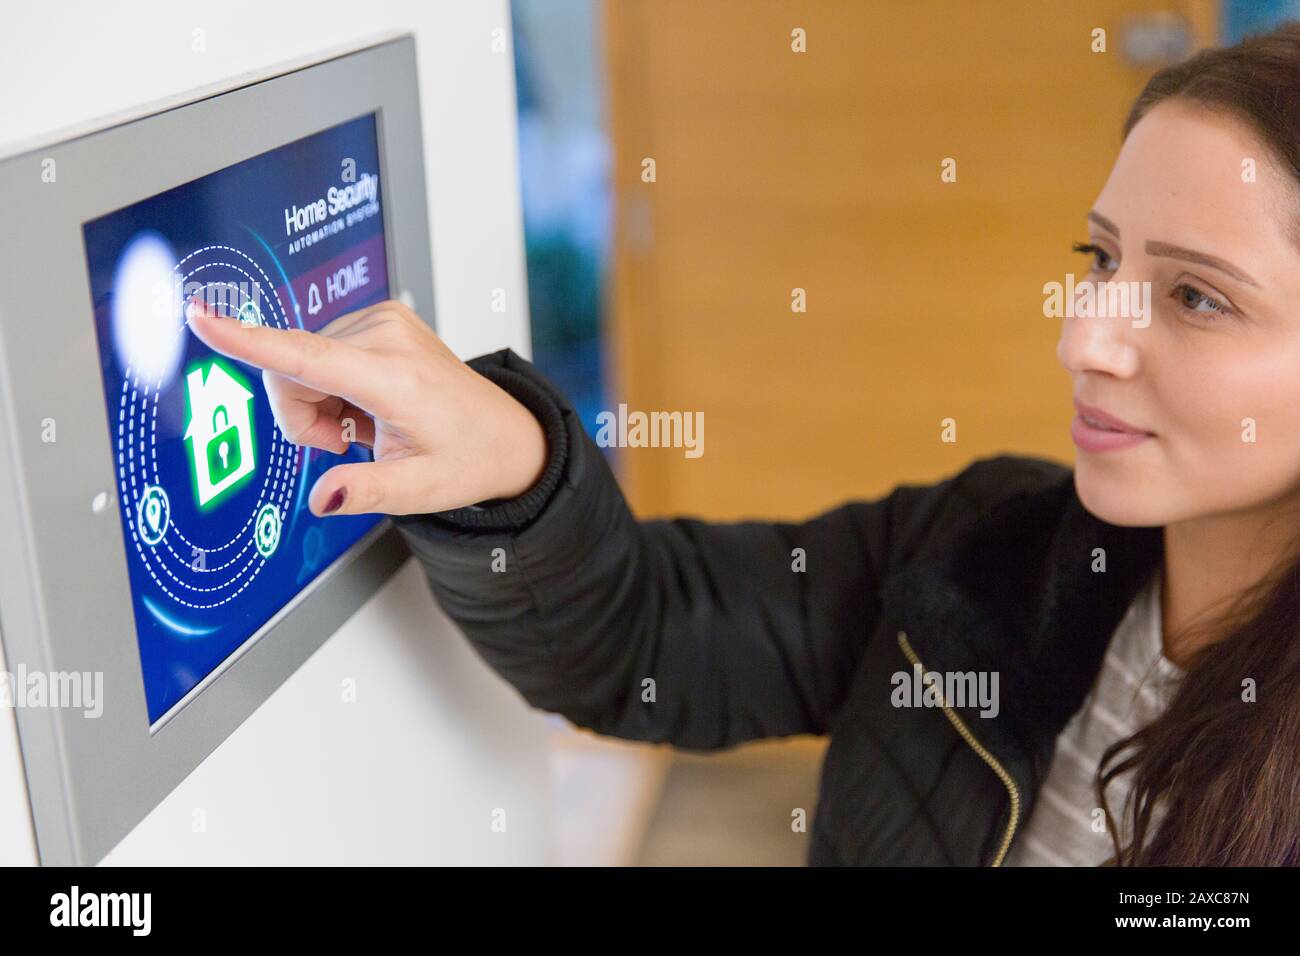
xmin=183 ymin=358 xmax=256 ymax=509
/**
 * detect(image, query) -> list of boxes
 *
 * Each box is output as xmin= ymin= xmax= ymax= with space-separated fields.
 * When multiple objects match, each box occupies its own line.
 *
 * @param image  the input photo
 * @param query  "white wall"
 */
xmin=0 ymin=0 xmax=552 ymax=864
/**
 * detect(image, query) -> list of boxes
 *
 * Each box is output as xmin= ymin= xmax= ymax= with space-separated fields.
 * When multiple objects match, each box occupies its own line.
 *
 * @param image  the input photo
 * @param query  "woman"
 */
xmin=190 ymin=23 xmax=1300 ymax=866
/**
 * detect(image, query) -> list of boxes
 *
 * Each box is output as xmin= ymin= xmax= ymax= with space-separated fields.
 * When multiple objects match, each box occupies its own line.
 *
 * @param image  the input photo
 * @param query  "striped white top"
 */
xmin=1004 ymin=567 xmax=1182 ymax=866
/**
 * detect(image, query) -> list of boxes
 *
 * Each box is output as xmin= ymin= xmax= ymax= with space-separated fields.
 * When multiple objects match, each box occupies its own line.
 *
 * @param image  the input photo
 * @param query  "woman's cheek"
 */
xmin=1192 ymin=359 xmax=1300 ymax=510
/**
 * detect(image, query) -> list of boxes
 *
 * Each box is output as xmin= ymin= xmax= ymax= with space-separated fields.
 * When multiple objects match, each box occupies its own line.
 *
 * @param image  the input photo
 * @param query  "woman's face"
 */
xmin=1058 ymin=98 xmax=1300 ymax=527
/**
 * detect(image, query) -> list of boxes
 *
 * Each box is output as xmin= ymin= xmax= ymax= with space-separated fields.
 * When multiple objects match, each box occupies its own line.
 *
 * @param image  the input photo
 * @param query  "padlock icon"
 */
xmin=206 ymin=405 xmax=242 ymax=484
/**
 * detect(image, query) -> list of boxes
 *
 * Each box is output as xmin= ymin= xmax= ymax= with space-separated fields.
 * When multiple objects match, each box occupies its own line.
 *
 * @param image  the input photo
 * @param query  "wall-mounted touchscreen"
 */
xmin=83 ymin=112 xmax=388 ymax=726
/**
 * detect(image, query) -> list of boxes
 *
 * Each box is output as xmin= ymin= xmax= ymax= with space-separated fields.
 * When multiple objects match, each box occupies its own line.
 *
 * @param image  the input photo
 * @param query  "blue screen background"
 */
xmin=83 ymin=113 xmax=388 ymax=724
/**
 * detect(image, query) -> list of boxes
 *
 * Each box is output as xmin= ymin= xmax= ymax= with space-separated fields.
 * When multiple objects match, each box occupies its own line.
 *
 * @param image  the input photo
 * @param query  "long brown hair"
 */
xmin=1097 ymin=22 xmax=1300 ymax=866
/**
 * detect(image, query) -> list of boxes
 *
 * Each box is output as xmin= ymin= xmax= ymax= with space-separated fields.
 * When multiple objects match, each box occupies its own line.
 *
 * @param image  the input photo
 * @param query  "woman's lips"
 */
xmin=1071 ymin=399 xmax=1154 ymax=453
xmin=1071 ymin=415 xmax=1152 ymax=452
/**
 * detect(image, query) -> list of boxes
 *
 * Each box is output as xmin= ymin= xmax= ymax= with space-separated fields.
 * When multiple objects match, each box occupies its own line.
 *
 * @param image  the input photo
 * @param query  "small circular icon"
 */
xmin=237 ymin=300 xmax=264 ymax=327
xmin=137 ymin=485 xmax=170 ymax=546
xmin=255 ymin=503 xmax=282 ymax=558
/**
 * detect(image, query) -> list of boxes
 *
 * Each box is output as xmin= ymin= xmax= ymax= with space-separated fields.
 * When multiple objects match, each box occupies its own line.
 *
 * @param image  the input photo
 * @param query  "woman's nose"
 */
xmin=1055 ymin=288 xmax=1142 ymax=379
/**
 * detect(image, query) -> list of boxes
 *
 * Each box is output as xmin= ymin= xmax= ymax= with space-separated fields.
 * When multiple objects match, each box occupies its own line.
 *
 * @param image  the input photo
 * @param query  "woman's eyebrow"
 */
xmin=1144 ymin=240 xmax=1261 ymax=288
xmin=1087 ymin=210 xmax=1121 ymax=237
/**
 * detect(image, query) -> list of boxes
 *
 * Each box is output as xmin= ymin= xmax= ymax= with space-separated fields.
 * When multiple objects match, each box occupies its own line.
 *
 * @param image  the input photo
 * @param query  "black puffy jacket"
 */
xmin=394 ymin=350 xmax=1164 ymax=866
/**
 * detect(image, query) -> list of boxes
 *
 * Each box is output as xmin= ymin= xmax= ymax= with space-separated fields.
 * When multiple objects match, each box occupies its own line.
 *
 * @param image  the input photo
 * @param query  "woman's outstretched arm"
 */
xmin=395 ymin=348 xmax=969 ymax=749
xmin=189 ymin=299 xmax=965 ymax=750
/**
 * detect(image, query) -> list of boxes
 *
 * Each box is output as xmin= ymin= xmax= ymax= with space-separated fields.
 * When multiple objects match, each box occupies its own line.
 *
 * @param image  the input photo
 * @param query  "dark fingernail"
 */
xmin=322 ymin=488 xmax=347 ymax=515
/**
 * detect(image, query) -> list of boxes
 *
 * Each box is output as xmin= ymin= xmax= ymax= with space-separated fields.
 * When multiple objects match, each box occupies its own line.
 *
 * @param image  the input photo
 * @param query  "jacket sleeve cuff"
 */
xmin=391 ymin=348 xmax=571 ymax=534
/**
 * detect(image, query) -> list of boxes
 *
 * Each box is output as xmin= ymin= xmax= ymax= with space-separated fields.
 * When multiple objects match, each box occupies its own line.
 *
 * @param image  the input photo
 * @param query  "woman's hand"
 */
xmin=186 ymin=298 xmax=548 ymax=517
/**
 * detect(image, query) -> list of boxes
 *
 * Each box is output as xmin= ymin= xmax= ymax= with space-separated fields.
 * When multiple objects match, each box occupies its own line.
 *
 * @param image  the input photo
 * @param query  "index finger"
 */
xmin=186 ymin=299 xmax=394 ymax=416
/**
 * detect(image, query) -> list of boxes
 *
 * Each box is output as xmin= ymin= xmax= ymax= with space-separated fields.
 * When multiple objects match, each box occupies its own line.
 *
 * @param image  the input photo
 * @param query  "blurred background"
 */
xmin=511 ymin=0 xmax=1298 ymax=864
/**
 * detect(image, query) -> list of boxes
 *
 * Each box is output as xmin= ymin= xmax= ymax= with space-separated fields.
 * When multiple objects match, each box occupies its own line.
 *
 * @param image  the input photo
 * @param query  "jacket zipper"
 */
xmin=896 ymin=630 xmax=1021 ymax=867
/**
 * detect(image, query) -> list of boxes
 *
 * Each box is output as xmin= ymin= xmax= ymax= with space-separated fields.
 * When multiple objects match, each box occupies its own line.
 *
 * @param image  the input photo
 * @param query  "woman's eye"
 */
xmin=1172 ymin=283 xmax=1228 ymax=320
xmin=1072 ymin=241 xmax=1116 ymax=273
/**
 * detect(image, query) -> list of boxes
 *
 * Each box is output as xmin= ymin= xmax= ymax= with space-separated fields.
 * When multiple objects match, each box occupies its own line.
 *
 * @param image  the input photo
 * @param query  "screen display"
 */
xmin=83 ymin=113 xmax=388 ymax=725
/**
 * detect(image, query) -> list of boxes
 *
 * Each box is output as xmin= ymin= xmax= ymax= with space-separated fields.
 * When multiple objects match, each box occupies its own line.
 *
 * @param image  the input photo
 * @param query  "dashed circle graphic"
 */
xmin=115 ymin=244 xmax=302 ymax=610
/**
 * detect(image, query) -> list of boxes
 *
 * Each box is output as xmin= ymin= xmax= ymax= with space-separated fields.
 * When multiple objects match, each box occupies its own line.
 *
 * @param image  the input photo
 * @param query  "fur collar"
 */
xmin=880 ymin=468 xmax=1164 ymax=796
